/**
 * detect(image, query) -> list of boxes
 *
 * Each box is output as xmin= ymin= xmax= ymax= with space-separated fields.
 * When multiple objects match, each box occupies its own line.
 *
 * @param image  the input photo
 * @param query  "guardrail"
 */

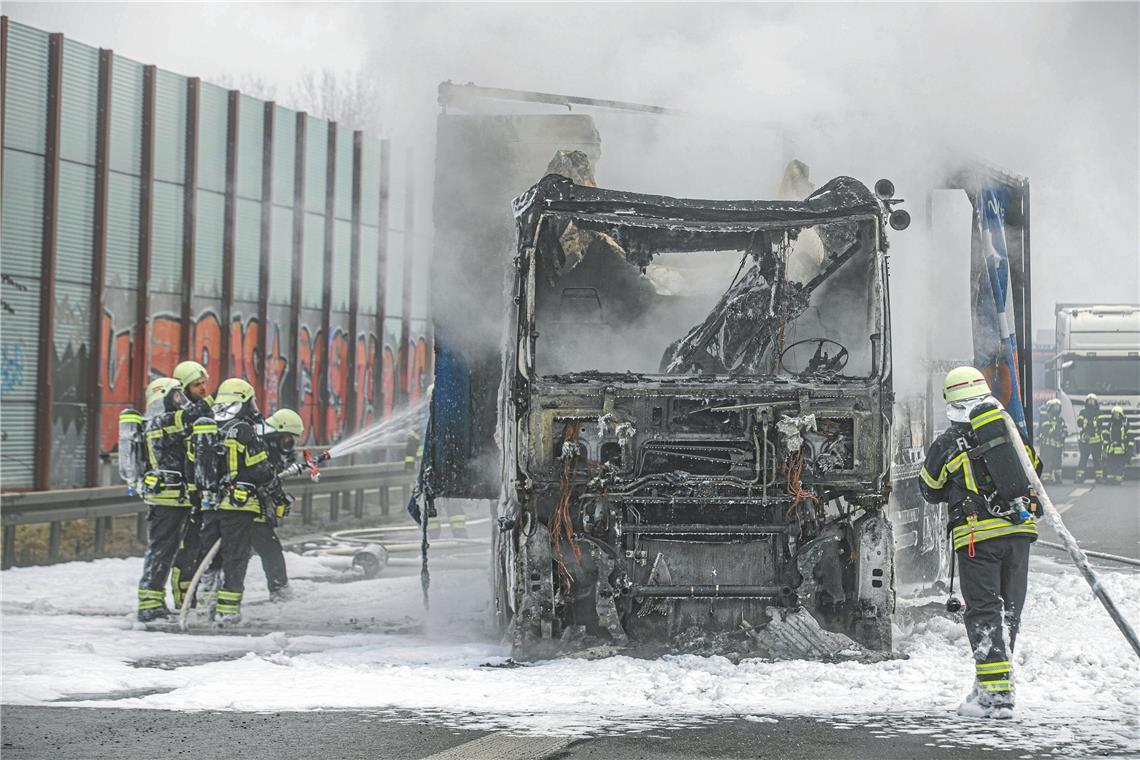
xmin=1 ymin=450 xmax=416 ymax=569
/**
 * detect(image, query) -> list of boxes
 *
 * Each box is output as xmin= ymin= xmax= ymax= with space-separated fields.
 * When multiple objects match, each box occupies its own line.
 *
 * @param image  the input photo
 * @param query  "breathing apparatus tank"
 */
xmin=192 ymin=417 xmax=222 ymax=507
xmin=967 ymin=401 xmax=1033 ymax=521
xmin=117 ymin=408 xmax=146 ymax=494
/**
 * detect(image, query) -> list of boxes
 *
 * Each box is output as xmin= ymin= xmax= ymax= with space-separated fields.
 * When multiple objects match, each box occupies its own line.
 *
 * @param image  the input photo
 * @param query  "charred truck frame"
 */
xmin=487 ymin=174 xmax=908 ymax=654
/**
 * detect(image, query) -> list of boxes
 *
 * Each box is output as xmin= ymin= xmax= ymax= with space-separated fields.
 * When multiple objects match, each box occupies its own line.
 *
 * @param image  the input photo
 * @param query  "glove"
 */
xmin=280 ymin=462 xmax=306 ymax=478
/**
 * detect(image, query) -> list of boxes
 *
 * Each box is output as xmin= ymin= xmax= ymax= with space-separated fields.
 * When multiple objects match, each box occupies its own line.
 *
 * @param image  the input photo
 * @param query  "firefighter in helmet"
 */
xmin=135 ymin=378 xmax=193 ymax=622
xmin=919 ymin=366 xmax=1041 ymax=719
xmin=253 ymin=408 xmax=306 ymax=600
xmin=1076 ymin=393 xmax=1103 ymax=482
xmin=169 ymin=360 xmax=213 ymax=609
xmin=1034 ymin=398 xmax=1067 ymax=484
xmin=1101 ymin=406 xmax=1133 ymax=485
xmin=196 ymin=377 xmax=283 ymax=624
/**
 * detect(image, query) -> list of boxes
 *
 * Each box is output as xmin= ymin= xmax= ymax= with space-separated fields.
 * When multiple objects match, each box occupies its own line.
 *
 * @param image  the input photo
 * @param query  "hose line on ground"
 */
xmin=1001 ymin=412 xmax=1140 ymax=659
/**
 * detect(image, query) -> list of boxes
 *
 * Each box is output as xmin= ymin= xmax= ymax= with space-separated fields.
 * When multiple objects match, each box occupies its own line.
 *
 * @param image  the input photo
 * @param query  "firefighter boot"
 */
xmin=137 ymin=588 xmax=170 ymax=622
xmin=958 ymin=680 xmax=1014 ymax=720
xmin=214 ymin=589 xmax=243 ymax=626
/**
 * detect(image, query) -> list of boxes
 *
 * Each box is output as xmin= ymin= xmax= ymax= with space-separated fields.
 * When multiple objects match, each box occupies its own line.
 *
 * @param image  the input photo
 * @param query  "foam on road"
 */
xmin=1 ymin=546 xmax=1137 ymax=756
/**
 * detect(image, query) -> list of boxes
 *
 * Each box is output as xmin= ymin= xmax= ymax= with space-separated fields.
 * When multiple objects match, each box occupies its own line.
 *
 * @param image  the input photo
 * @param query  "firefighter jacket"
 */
xmin=1101 ymin=416 xmax=1132 ymax=457
xmin=142 ymin=403 xmax=213 ymax=508
xmin=1034 ymin=411 xmax=1067 ymax=449
xmin=142 ymin=409 xmax=194 ymax=507
xmin=919 ymin=421 xmax=1041 ymax=552
xmin=218 ymin=420 xmax=277 ymax=514
xmin=1077 ymin=406 xmax=1102 ymax=444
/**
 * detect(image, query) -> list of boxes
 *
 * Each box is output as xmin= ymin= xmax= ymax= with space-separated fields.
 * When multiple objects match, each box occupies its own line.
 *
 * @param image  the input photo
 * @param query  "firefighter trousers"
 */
xmin=1038 ymin=444 xmax=1063 ymax=482
xmin=170 ymin=510 xmax=202 ymax=608
xmin=1076 ymin=442 xmax=1102 ymax=480
xmin=250 ymin=520 xmax=289 ymax=592
xmin=957 ymin=534 xmax=1032 ymax=703
xmin=1103 ymin=453 xmax=1128 ymax=483
xmin=198 ymin=510 xmax=255 ymax=613
xmin=138 ymin=505 xmax=191 ymax=611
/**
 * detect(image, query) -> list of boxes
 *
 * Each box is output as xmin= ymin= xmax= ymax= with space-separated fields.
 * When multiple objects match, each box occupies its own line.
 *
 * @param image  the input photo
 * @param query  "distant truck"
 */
xmin=1049 ymin=304 xmax=1140 ymax=474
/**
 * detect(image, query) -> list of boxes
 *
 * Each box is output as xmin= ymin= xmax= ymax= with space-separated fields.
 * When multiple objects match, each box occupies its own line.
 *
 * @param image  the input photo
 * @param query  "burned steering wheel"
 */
xmin=778 ymin=338 xmax=849 ymax=376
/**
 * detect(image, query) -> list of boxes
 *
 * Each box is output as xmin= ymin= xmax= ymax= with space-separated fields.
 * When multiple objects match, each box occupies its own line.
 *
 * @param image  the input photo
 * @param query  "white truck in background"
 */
xmin=1049 ymin=304 xmax=1140 ymax=474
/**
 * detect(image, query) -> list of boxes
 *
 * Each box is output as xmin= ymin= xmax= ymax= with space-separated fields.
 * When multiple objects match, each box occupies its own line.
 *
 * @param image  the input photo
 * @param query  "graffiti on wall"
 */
xmin=93 ymin=310 xmax=413 ymax=453
xmin=297 ymin=323 xmax=323 ymax=445
xmin=354 ymin=331 xmax=379 ymax=429
xmin=325 ymin=326 xmax=350 ymax=443
xmin=0 ymin=339 xmax=26 ymax=396
xmin=263 ymin=321 xmax=290 ymax=412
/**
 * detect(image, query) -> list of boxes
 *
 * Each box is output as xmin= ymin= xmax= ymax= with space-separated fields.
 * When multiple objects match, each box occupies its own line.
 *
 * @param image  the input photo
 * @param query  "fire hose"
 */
xmin=1002 ymin=412 xmax=1140 ymax=660
xmin=179 ymin=537 xmax=222 ymax=631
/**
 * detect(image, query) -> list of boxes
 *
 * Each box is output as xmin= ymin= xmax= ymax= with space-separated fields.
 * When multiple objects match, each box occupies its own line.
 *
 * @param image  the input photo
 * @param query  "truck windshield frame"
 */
xmin=1060 ymin=355 xmax=1140 ymax=396
xmin=526 ymin=215 xmax=888 ymax=383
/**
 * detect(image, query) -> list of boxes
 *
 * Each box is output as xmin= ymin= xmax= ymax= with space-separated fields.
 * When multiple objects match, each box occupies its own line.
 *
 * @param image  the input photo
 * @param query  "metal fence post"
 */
xmin=2 ymin=527 xmax=14 ymax=570
xmin=94 ymin=516 xmax=107 ymax=555
xmin=48 ymin=521 xmax=61 ymax=563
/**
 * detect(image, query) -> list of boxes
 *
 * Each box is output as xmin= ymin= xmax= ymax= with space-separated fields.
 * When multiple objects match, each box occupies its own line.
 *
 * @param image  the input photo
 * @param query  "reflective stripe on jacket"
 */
xmin=919 ymin=418 xmax=1039 ymax=549
xmin=218 ymin=420 xmax=273 ymax=513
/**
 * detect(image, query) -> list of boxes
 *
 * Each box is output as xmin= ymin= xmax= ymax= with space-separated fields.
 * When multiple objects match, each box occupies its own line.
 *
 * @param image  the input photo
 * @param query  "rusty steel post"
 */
xmin=179 ymin=78 xmax=200 ymax=358
xmin=1 ymin=16 xmax=9 ymax=188
xmin=256 ymin=101 xmax=274 ymax=404
xmin=374 ymin=140 xmax=391 ymax=420
xmin=345 ymin=131 xmax=363 ymax=437
xmin=220 ymin=89 xmax=239 ymax=379
xmin=319 ymin=125 xmax=336 ymax=444
xmin=132 ymin=65 xmax=156 ymax=410
xmin=398 ymin=148 xmax=415 ymax=406
xmin=34 ymin=33 xmax=63 ymax=490
xmin=289 ymin=113 xmax=306 ymax=411
xmin=85 ymin=49 xmax=113 ymax=487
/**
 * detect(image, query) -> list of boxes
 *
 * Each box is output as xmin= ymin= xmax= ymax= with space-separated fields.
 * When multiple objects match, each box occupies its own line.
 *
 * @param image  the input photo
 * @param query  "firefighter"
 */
xmin=919 ymin=366 xmax=1040 ymax=719
xmin=136 ymin=378 xmax=194 ymax=622
xmin=169 ymin=360 xmax=212 ymax=609
xmin=254 ymin=408 xmax=307 ymax=601
xmin=1076 ymin=393 xmax=1103 ymax=483
xmin=1101 ymin=406 xmax=1132 ymax=485
xmin=197 ymin=378 xmax=284 ymax=624
xmin=1034 ymin=398 xmax=1067 ymax=484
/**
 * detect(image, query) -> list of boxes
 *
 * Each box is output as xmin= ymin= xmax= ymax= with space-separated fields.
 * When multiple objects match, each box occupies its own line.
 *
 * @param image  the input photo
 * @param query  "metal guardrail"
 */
xmin=1 ymin=453 xmax=417 ymax=569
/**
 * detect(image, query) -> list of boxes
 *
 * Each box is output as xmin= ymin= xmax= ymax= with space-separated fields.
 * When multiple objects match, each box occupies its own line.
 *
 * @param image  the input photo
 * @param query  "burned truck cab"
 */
xmin=496 ymin=174 xmax=904 ymax=655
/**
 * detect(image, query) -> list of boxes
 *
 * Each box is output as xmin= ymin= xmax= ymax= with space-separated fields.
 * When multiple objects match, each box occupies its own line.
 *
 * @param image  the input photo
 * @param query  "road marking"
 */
xmin=1069 ymin=486 xmax=1092 ymax=499
xmin=1054 ymin=502 xmax=1073 ymax=514
xmin=421 ymin=733 xmax=575 ymax=760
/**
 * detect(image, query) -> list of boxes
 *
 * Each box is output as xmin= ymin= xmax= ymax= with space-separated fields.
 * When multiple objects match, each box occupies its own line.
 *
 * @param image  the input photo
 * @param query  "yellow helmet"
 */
xmin=173 ymin=360 xmax=208 ymax=390
xmin=942 ymin=366 xmax=990 ymax=403
xmin=214 ymin=377 xmax=256 ymax=405
xmin=1085 ymin=393 xmax=1099 ymax=406
xmin=1044 ymin=398 xmax=1061 ymax=409
xmin=213 ymin=377 xmax=259 ymax=422
xmin=1112 ymin=405 xmax=1124 ymax=417
xmin=145 ymin=377 xmax=182 ymax=409
xmin=265 ymin=408 xmax=304 ymax=437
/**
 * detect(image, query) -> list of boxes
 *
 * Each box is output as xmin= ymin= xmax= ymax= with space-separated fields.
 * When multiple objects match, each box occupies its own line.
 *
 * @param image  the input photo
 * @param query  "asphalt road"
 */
xmin=0 ymin=706 xmax=1096 ymax=760
xmin=3 ymin=480 xmax=1136 ymax=759
xmin=1036 ymin=479 xmax=1140 ymax=560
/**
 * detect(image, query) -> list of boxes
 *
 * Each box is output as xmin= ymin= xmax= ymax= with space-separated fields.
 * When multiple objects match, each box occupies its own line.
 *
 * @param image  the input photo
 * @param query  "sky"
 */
xmin=7 ymin=2 xmax=1139 ymax=342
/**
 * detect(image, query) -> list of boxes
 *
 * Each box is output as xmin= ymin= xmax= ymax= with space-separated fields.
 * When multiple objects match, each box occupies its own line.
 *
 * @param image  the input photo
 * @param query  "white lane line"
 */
xmin=421 ymin=733 xmax=575 ymax=760
xmin=1069 ymin=487 xmax=1092 ymax=499
xmin=1054 ymin=502 xmax=1073 ymax=515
